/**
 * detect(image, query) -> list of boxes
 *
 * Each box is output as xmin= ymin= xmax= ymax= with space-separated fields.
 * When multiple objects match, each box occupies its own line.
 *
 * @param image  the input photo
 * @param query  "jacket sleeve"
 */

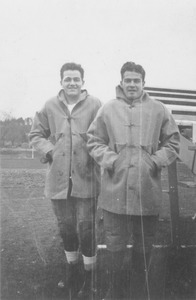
xmin=87 ymin=107 xmax=118 ymax=170
xmin=151 ymin=105 xmax=180 ymax=169
xmin=29 ymin=106 xmax=54 ymax=156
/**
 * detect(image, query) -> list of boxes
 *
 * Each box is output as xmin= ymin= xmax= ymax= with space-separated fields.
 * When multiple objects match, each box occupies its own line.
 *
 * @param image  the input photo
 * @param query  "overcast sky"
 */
xmin=1 ymin=0 xmax=196 ymax=118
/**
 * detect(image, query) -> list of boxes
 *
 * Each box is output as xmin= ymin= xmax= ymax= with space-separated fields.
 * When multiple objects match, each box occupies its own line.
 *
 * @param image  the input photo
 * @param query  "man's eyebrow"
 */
xmin=124 ymin=78 xmax=141 ymax=81
xmin=63 ymin=76 xmax=81 ymax=80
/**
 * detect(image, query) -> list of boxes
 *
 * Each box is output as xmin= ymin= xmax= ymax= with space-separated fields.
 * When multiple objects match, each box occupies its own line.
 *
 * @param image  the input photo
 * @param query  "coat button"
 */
xmin=128 ymin=164 xmax=135 ymax=168
xmin=62 ymin=152 xmax=65 ymax=156
xmin=128 ymin=186 xmax=134 ymax=190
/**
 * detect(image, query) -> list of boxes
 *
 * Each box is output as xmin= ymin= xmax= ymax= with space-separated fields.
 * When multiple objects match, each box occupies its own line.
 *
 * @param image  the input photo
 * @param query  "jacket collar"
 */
xmin=115 ymin=85 xmax=148 ymax=104
xmin=58 ymin=89 xmax=88 ymax=106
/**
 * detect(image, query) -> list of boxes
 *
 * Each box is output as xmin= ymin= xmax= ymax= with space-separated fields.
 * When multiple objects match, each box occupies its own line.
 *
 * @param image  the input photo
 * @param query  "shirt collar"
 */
xmin=58 ymin=89 xmax=88 ymax=106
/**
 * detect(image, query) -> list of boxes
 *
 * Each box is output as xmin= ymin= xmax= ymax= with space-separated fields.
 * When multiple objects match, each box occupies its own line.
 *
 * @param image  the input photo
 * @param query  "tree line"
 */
xmin=0 ymin=115 xmax=32 ymax=147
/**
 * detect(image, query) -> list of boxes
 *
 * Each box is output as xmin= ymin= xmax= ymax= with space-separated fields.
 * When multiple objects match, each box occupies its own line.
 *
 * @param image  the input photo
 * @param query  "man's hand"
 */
xmin=40 ymin=150 xmax=53 ymax=164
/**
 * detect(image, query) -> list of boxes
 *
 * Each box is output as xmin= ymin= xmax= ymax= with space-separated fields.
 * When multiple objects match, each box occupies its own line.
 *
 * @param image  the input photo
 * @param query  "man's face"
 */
xmin=61 ymin=70 xmax=84 ymax=98
xmin=120 ymin=71 xmax=145 ymax=101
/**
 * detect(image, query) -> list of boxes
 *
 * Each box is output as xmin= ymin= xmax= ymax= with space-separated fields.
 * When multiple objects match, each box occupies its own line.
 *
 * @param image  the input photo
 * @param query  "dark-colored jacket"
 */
xmin=87 ymin=86 xmax=180 ymax=215
xmin=29 ymin=89 xmax=101 ymax=199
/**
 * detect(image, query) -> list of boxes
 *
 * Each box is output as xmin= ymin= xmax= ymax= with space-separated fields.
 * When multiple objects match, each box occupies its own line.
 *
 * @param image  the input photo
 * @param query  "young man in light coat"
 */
xmin=29 ymin=62 xmax=101 ymax=299
xmin=87 ymin=61 xmax=180 ymax=299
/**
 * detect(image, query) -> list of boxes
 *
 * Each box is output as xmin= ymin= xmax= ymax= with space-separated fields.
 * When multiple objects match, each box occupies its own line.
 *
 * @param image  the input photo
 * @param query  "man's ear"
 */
xmin=142 ymin=80 xmax=145 ymax=88
xmin=120 ymin=80 xmax=123 ymax=87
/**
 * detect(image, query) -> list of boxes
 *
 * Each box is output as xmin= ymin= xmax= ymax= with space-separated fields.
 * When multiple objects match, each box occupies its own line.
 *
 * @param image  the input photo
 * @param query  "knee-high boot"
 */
xmin=147 ymin=247 xmax=168 ymax=300
xmin=63 ymin=262 xmax=83 ymax=297
xmin=131 ymin=250 xmax=151 ymax=300
xmin=103 ymin=250 xmax=126 ymax=300
xmin=77 ymin=268 xmax=98 ymax=300
xmin=131 ymin=247 xmax=168 ymax=300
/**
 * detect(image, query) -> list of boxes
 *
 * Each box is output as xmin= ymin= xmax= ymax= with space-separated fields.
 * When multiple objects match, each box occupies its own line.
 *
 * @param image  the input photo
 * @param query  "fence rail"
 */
xmin=145 ymin=87 xmax=196 ymax=142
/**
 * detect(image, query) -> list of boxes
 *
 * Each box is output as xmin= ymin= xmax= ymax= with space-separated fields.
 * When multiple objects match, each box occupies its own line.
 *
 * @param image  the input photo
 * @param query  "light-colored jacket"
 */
xmin=29 ymin=89 xmax=101 ymax=199
xmin=87 ymin=86 xmax=180 ymax=215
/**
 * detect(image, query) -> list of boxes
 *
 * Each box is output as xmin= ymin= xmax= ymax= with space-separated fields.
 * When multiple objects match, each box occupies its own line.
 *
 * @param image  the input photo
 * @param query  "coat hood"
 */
xmin=58 ymin=89 xmax=88 ymax=104
xmin=115 ymin=85 xmax=146 ymax=104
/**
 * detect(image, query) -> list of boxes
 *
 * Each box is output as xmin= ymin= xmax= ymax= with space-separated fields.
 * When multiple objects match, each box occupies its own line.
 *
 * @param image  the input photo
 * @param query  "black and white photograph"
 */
xmin=0 ymin=1 xmax=196 ymax=299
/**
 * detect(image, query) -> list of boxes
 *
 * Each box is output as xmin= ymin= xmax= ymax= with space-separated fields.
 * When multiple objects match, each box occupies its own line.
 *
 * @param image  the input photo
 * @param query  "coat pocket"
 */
xmin=112 ymin=143 xmax=127 ymax=172
xmin=79 ymin=132 xmax=88 ymax=142
xmin=114 ymin=142 xmax=127 ymax=154
xmin=52 ymin=132 xmax=65 ymax=157
xmin=142 ymin=149 xmax=157 ymax=176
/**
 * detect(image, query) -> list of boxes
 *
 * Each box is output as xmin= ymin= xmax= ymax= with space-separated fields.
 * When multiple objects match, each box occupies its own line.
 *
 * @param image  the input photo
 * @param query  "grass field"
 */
xmin=1 ymin=156 xmax=196 ymax=299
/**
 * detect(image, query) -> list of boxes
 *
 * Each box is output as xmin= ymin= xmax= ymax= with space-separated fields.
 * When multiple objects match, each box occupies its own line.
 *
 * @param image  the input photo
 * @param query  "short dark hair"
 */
xmin=121 ymin=61 xmax=145 ymax=81
xmin=60 ymin=62 xmax=84 ymax=80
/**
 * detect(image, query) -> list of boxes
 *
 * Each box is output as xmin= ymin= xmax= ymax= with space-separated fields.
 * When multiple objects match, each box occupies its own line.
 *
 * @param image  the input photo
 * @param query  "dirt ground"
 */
xmin=0 ymin=157 xmax=196 ymax=300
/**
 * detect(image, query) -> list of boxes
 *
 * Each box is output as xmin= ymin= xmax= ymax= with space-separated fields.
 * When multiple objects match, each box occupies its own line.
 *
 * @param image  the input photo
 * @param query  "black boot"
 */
xmin=63 ymin=263 xmax=83 ymax=297
xmin=102 ymin=270 xmax=124 ymax=300
xmin=102 ymin=250 xmax=127 ymax=300
xmin=131 ymin=250 xmax=151 ymax=300
xmin=147 ymin=247 xmax=168 ymax=300
xmin=77 ymin=269 xmax=98 ymax=300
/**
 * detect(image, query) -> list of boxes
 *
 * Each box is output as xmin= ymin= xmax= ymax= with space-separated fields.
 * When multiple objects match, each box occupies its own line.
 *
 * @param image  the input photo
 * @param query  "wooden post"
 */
xmin=168 ymin=159 xmax=180 ymax=246
xmin=31 ymin=148 xmax=35 ymax=159
xmin=188 ymin=145 xmax=196 ymax=175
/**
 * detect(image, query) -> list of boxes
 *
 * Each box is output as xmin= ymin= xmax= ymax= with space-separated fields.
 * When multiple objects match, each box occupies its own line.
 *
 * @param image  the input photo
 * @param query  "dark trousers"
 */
xmin=51 ymin=197 xmax=97 ymax=257
xmin=103 ymin=210 xmax=158 ymax=253
xmin=103 ymin=210 xmax=161 ymax=299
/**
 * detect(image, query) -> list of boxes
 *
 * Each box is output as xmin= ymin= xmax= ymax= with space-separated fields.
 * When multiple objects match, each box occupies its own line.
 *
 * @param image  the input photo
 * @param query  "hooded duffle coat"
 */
xmin=29 ymin=89 xmax=101 ymax=200
xmin=87 ymin=86 xmax=180 ymax=215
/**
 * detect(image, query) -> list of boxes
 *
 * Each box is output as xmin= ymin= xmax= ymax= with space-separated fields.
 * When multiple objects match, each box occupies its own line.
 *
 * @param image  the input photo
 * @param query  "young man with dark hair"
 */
xmin=29 ymin=62 xmax=101 ymax=299
xmin=87 ymin=61 xmax=180 ymax=299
